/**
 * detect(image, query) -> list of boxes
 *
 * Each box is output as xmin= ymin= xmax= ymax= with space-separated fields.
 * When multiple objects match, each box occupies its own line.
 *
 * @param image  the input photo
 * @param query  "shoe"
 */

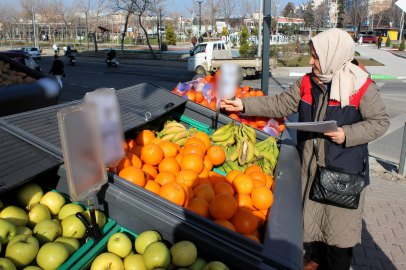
xmin=304 ymin=259 xmax=319 ymax=270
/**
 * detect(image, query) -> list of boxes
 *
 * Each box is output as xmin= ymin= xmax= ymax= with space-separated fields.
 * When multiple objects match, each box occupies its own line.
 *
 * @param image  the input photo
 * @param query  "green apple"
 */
xmin=123 ymin=254 xmax=146 ymax=270
xmin=0 ymin=258 xmax=16 ymax=270
xmin=27 ymin=203 xmax=51 ymax=229
xmin=0 ymin=206 xmax=29 ymax=227
xmin=36 ymin=242 xmax=69 ymax=270
xmin=16 ymin=226 xmax=33 ymax=236
xmin=61 ymin=214 xmax=87 ymax=239
xmin=39 ymin=191 xmax=65 ymax=215
xmin=135 ymin=231 xmax=162 ymax=254
xmin=58 ymin=204 xmax=85 ymax=221
xmin=83 ymin=210 xmax=106 ymax=229
xmin=52 ymin=219 xmax=61 ymax=228
xmin=143 ymin=242 xmax=170 ymax=270
xmin=188 ymin=258 xmax=208 ymax=270
xmin=5 ymin=235 xmax=39 ymax=268
xmin=170 ymin=241 xmax=197 ymax=267
xmin=107 ymin=232 xmax=132 ymax=259
xmin=16 ymin=183 xmax=43 ymax=208
xmin=54 ymin=237 xmax=80 ymax=256
xmin=202 ymin=261 xmax=229 ymax=270
xmin=0 ymin=218 xmax=17 ymax=245
xmin=166 ymin=263 xmax=177 ymax=270
xmin=22 ymin=267 xmax=42 ymax=270
xmin=33 ymin=219 xmax=61 ymax=245
xmin=90 ymin=252 xmax=124 ymax=270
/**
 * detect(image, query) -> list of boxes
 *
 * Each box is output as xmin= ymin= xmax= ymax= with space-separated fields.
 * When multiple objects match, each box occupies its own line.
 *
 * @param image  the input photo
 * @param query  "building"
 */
xmin=276 ymin=17 xmax=305 ymax=29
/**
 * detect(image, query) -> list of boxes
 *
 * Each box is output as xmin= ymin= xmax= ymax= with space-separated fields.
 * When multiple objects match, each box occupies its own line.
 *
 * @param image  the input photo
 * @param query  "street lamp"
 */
xmin=197 ymin=1 xmax=203 ymax=36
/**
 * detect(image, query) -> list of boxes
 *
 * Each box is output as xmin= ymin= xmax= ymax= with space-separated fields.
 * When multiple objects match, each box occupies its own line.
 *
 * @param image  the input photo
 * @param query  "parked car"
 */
xmin=6 ymin=50 xmax=30 ymax=57
xmin=362 ymin=35 xmax=378 ymax=43
xmin=21 ymin=47 xmax=41 ymax=60
xmin=0 ymin=52 xmax=44 ymax=74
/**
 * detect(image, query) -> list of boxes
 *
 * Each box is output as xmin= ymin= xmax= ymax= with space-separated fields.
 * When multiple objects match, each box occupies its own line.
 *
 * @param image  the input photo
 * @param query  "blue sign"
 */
xmin=355 ymin=27 xmax=358 ymax=31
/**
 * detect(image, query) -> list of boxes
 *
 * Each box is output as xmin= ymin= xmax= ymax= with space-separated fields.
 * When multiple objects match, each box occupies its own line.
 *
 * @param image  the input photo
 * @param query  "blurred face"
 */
xmin=308 ymin=42 xmax=322 ymax=75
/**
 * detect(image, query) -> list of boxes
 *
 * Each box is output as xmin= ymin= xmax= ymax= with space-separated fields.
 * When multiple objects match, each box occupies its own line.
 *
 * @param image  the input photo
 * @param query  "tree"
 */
xmin=283 ymin=2 xmax=296 ymax=20
xmin=135 ymin=0 xmax=157 ymax=59
xmin=220 ymin=28 xmax=228 ymax=36
xmin=347 ymin=0 xmax=368 ymax=35
xmin=385 ymin=36 xmax=391 ymax=47
xmin=314 ymin=2 xmax=328 ymax=29
xmin=221 ymin=0 xmax=236 ymax=30
xmin=239 ymin=26 xmax=251 ymax=57
xmin=271 ymin=0 xmax=284 ymax=35
xmin=57 ymin=0 xmax=80 ymax=46
xmin=399 ymin=37 xmax=405 ymax=51
xmin=337 ymin=0 xmax=345 ymax=28
xmin=165 ymin=24 xmax=176 ymax=45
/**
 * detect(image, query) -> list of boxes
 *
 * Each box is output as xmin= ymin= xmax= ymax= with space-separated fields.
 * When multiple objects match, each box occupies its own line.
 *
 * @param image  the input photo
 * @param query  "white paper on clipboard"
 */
xmin=285 ymin=121 xmax=338 ymax=133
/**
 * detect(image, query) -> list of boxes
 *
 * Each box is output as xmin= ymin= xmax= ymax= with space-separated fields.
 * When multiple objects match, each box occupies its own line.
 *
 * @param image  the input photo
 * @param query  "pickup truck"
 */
xmin=187 ymin=41 xmax=274 ymax=81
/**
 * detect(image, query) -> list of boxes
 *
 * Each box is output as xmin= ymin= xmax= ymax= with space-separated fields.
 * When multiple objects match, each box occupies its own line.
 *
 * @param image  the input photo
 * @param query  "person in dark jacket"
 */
xmin=377 ymin=36 xmax=383 ymax=49
xmin=107 ymin=47 xmax=116 ymax=60
xmin=49 ymin=55 xmax=64 ymax=89
xmin=198 ymin=34 xmax=204 ymax=43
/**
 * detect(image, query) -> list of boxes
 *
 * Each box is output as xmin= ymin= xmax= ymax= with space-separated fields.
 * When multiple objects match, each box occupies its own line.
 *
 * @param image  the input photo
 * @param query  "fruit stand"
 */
xmin=0 ymin=83 xmax=303 ymax=270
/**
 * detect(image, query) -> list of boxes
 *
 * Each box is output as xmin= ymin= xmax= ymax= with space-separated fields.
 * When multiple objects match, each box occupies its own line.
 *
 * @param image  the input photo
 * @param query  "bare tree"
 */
xmin=372 ymin=0 xmax=392 ymax=29
xmin=19 ymin=0 xmax=48 ymax=47
xmin=0 ymin=2 xmax=15 ymax=48
xmin=134 ymin=0 xmax=157 ymax=59
xmin=347 ymin=0 xmax=368 ymax=35
xmin=150 ymin=0 xmax=168 ymax=60
xmin=271 ymin=0 xmax=284 ymax=35
xmin=57 ymin=0 xmax=80 ymax=46
xmin=220 ymin=0 xmax=236 ymax=29
xmin=314 ymin=1 xmax=328 ymax=29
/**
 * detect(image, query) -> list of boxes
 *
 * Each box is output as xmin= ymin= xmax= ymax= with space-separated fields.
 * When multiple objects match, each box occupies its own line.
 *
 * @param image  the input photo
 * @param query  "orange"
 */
xmin=185 ymin=206 xmax=198 ymax=214
xmin=253 ymin=229 xmax=262 ymax=240
xmin=158 ymin=157 xmax=180 ymax=175
xmin=252 ymin=210 xmax=266 ymax=229
xmin=172 ymin=143 xmax=181 ymax=152
xmin=232 ymin=174 xmax=255 ymax=195
xmin=206 ymin=146 xmax=226 ymax=166
xmin=158 ymin=141 xmax=178 ymax=158
xmin=255 ymin=91 xmax=264 ymax=97
xmin=205 ymin=74 xmax=213 ymax=83
xmin=243 ymin=234 xmax=261 ymax=243
xmin=176 ymin=169 xmax=200 ymax=189
xmin=255 ymin=116 xmax=268 ymax=127
xmin=141 ymin=144 xmax=164 ymax=166
xmin=179 ymin=147 xmax=184 ymax=154
xmin=116 ymin=156 xmax=132 ymax=173
xmin=265 ymin=174 xmax=274 ymax=189
xmin=249 ymin=171 xmax=267 ymax=184
xmin=183 ymin=144 xmax=205 ymax=159
xmin=242 ymin=86 xmax=250 ymax=92
xmin=130 ymin=145 xmax=144 ymax=158
xmin=231 ymin=208 xmax=258 ymax=234
xmin=180 ymin=183 xmax=194 ymax=205
xmin=229 ymin=114 xmax=240 ymax=121
xmin=213 ymin=182 xmax=235 ymax=196
xmin=242 ymin=92 xmax=251 ymax=98
xmin=209 ymin=100 xmax=216 ymax=110
xmin=195 ymin=92 xmax=204 ymax=103
xmin=144 ymin=180 xmax=161 ymax=194
xmin=198 ymin=178 xmax=213 ymax=188
xmin=193 ymin=184 xmax=215 ymax=203
xmin=234 ymin=194 xmax=253 ymax=211
xmin=126 ymin=153 xmax=142 ymax=168
xmin=124 ymin=142 xmax=129 ymax=153
xmin=203 ymin=156 xmax=214 ymax=171
xmin=225 ymin=170 xmax=243 ymax=185
xmin=175 ymin=153 xmax=183 ymax=165
xmin=180 ymin=154 xmax=204 ymax=174
xmin=254 ymin=179 xmax=264 ymax=188
xmin=259 ymin=208 xmax=268 ymax=216
xmin=155 ymin=172 xmax=176 ymax=186
xmin=126 ymin=138 xmax=137 ymax=149
xmin=184 ymin=137 xmax=206 ymax=151
xmin=214 ymin=219 xmax=236 ymax=232
xmin=244 ymin=165 xmax=262 ymax=175
xmin=118 ymin=166 xmax=146 ymax=187
xmin=142 ymin=164 xmax=158 ymax=180
xmin=187 ymin=92 xmax=196 ymax=101
xmin=136 ymin=130 xmax=155 ymax=146
xmin=251 ymin=186 xmax=274 ymax=210
xmin=209 ymin=194 xmax=237 ymax=220
xmin=209 ymin=173 xmax=227 ymax=186
xmin=199 ymin=167 xmax=210 ymax=178
xmin=150 ymin=138 xmax=163 ymax=145
xmin=188 ymin=198 xmax=210 ymax=218
xmin=193 ymin=132 xmax=210 ymax=150
xmin=158 ymin=182 xmax=187 ymax=206
xmin=200 ymin=100 xmax=209 ymax=107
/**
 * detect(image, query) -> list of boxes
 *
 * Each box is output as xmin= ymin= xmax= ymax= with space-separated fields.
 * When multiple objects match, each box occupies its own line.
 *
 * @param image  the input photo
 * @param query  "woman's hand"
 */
xmin=220 ymin=98 xmax=244 ymax=112
xmin=324 ymin=127 xmax=346 ymax=144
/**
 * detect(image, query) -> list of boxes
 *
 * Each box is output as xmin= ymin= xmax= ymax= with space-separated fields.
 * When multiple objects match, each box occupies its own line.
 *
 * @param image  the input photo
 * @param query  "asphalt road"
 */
xmin=39 ymin=56 xmax=406 ymax=164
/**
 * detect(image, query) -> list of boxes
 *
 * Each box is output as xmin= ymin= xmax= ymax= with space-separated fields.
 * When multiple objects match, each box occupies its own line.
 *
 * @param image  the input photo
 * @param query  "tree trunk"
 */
xmin=122 ymin=13 xmax=130 ymax=58
xmin=94 ymin=31 xmax=98 ymax=57
xmin=157 ymin=18 xmax=162 ymax=61
xmin=138 ymin=15 xmax=157 ymax=60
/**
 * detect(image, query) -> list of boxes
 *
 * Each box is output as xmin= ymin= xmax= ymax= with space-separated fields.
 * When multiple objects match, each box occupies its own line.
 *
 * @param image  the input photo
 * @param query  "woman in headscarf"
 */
xmin=221 ymin=28 xmax=390 ymax=270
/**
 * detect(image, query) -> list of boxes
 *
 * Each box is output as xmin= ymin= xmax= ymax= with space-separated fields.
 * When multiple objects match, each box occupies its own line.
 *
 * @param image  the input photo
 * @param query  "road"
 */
xmin=39 ymin=56 xmax=406 ymax=164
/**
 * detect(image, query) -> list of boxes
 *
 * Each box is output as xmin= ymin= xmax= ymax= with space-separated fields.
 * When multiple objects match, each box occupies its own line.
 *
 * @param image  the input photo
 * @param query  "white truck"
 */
xmin=187 ymin=41 xmax=275 ymax=81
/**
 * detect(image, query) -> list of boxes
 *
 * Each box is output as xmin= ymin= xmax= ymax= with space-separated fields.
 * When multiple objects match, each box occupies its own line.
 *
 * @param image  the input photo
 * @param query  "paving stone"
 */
xmin=351 ymin=265 xmax=370 ymax=270
xmin=366 ymin=258 xmax=384 ymax=269
xmin=384 ymin=235 xmax=406 ymax=245
xmin=394 ymin=264 xmax=406 ymax=270
xmin=365 ymin=217 xmax=379 ymax=227
xmin=393 ymin=229 xmax=406 ymax=238
xmin=385 ymin=214 xmax=406 ymax=223
xmin=376 ymin=242 xmax=403 ymax=254
xmin=362 ymin=230 xmax=374 ymax=240
xmin=372 ymin=206 xmax=388 ymax=214
xmin=368 ymin=225 xmax=395 ymax=235
xmin=377 ymin=219 xmax=403 ymax=230
xmin=361 ymin=239 xmax=378 ymax=250
xmin=365 ymin=247 xmax=393 ymax=262
xmin=391 ymin=252 xmax=406 ymax=264
xmin=400 ymin=245 xmax=406 ymax=255
xmin=354 ymin=254 xmax=369 ymax=265
xmin=370 ymin=232 xmax=388 ymax=243
xmin=354 ymin=245 xmax=366 ymax=257
xmin=368 ymin=212 xmax=389 ymax=220
xmin=380 ymin=260 xmax=399 ymax=270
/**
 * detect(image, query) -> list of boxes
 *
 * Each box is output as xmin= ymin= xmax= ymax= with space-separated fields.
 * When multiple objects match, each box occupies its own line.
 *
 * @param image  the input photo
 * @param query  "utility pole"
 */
xmin=261 ymin=0 xmax=271 ymax=95
xmin=32 ymin=7 xmax=37 ymax=48
xmin=197 ymin=1 xmax=203 ymax=36
xmin=258 ymin=0 xmax=263 ymax=57
xmin=85 ymin=11 xmax=89 ymax=49
xmin=399 ymin=11 xmax=404 ymax=43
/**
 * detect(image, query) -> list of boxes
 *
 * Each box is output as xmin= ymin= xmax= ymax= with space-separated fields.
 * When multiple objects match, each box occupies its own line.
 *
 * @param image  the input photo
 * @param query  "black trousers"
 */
xmin=310 ymin=242 xmax=353 ymax=270
xmin=378 ymin=43 xmax=381 ymax=49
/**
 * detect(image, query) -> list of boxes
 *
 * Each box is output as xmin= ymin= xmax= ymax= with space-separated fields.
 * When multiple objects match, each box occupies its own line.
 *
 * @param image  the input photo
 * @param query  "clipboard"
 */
xmin=285 ymin=121 xmax=338 ymax=133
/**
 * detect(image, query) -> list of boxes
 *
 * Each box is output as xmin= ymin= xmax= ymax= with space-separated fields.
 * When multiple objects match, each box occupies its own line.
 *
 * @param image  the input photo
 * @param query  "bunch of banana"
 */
xmin=210 ymin=121 xmax=237 ymax=147
xmin=157 ymin=120 xmax=195 ymax=147
xmin=254 ymin=136 xmax=279 ymax=160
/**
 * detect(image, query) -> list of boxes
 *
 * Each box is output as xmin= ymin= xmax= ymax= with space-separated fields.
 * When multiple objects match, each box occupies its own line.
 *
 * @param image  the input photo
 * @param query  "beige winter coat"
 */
xmin=241 ymin=75 xmax=389 ymax=248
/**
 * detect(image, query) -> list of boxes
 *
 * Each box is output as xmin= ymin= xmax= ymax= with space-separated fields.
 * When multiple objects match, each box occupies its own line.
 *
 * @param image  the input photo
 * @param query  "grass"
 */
xmin=355 ymin=52 xmax=360 ymax=56
xmin=276 ymin=54 xmax=383 ymax=67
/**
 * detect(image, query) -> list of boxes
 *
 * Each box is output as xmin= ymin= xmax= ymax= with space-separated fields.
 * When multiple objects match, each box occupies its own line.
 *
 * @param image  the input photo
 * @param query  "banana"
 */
xmin=243 ymin=124 xmax=256 ymax=143
xmin=260 ymin=151 xmax=277 ymax=170
xmin=160 ymin=126 xmax=186 ymax=136
xmin=262 ymin=159 xmax=275 ymax=176
xmin=217 ymin=133 xmax=236 ymax=147
xmin=171 ymin=131 xmax=190 ymax=142
xmin=160 ymin=133 xmax=176 ymax=141
xmin=226 ymin=160 xmax=243 ymax=172
xmin=228 ymin=138 xmax=242 ymax=161
xmin=211 ymin=121 xmax=234 ymax=137
xmin=222 ymin=161 xmax=233 ymax=173
xmin=173 ymin=137 xmax=187 ymax=146
xmin=188 ymin=126 xmax=198 ymax=136
xmin=211 ymin=128 xmax=234 ymax=142
xmin=273 ymin=146 xmax=279 ymax=160
xmin=256 ymin=142 xmax=269 ymax=152
xmin=246 ymin=140 xmax=255 ymax=163
xmin=254 ymin=146 xmax=260 ymax=157
xmin=238 ymin=140 xmax=248 ymax=166
xmin=164 ymin=121 xmax=186 ymax=129
xmin=245 ymin=124 xmax=256 ymax=138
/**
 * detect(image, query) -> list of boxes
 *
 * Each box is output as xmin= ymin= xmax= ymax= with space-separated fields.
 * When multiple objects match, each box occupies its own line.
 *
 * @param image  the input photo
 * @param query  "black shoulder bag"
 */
xmin=308 ymin=87 xmax=366 ymax=210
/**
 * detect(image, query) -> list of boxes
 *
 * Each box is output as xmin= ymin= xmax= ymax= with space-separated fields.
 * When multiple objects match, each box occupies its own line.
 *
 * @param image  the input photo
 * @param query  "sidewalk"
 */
xmin=76 ymin=56 xmax=187 ymax=69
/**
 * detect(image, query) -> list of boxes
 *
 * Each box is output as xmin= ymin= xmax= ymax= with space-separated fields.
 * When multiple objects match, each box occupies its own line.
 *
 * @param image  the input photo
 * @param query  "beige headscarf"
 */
xmin=311 ymin=28 xmax=369 ymax=108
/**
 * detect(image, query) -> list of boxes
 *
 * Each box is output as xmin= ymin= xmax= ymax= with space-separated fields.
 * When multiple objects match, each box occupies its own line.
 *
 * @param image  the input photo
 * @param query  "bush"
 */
xmin=393 ymin=44 xmax=399 ymax=49
xmin=385 ymin=36 xmax=391 ymax=47
xmin=238 ymin=26 xmax=251 ymax=57
xmin=400 ymin=37 xmax=405 ymax=51
xmin=165 ymin=24 xmax=176 ymax=45
xmin=220 ymin=28 xmax=228 ymax=37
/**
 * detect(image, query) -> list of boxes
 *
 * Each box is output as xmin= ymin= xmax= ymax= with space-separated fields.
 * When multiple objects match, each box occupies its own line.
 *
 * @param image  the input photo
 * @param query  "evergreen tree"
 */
xmin=239 ymin=26 xmax=251 ymax=57
xmin=283 ymin=2 xmax=296 ymax=20
xmin=165 ymin=24 xmax=176 ymax=45
xmin=399 ymin=37 xmax=405 ymax=51
xmin=337 ymin=0 xmax=345 ymax=28
xmin=385 ymin=36 xmax=391 ymax=47
xmin=220 ymin=28 xmax=228 ymax=37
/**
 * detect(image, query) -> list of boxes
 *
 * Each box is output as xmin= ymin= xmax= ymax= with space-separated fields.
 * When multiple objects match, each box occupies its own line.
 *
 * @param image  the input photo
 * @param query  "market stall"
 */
xmin=0 ymin=83 xmax=303 ymax=270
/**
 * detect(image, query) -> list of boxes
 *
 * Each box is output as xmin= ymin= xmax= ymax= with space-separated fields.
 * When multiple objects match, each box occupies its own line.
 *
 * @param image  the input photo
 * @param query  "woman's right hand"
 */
xmin=220 ymin=98 xmax=244 ymax=112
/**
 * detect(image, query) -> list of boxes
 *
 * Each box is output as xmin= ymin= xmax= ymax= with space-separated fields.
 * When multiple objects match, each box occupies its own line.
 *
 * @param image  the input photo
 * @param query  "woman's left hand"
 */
xmin=324 ymin=127 xmax=346 ymax=144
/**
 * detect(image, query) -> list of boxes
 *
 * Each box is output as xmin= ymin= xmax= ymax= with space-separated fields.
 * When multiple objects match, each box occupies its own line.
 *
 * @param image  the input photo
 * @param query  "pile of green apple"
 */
xmin=0 ymin=183 xmax=106 ymax=270
xmin=91 ymin=230 xmax=229 ymax=270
